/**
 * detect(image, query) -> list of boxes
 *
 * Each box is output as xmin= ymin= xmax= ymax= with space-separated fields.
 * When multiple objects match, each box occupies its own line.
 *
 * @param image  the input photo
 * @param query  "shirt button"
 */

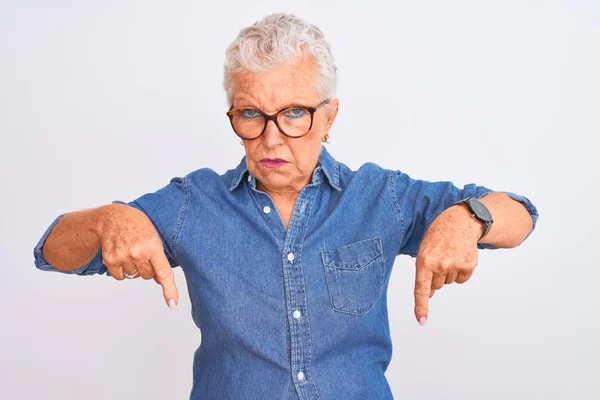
xmin=247 ymin=175 xmax=251 ymax=182
xmin=293 ymin=310 xmax=301 ymax=319
xmin=263 ymin=206 xmax=271 ymax=214
xmin=287 ymin=252 xmax=295 ymax=262
xmin=297 ymin=371 xmax=304 ymax=382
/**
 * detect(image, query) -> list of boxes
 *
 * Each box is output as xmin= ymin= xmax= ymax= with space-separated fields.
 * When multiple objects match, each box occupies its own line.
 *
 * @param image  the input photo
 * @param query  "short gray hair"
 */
xmin=223 ymin=13 xmax=337 ymax=106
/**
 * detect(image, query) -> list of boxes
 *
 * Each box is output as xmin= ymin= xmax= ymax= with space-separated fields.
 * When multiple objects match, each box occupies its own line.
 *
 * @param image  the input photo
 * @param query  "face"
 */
xmin=231 ymin=57 xmax=339 ymax=195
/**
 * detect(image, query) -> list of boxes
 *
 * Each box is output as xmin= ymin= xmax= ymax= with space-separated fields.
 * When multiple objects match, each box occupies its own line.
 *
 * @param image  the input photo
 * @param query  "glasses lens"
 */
xmin=231 ymin=110 xmax=266 ymax=139
xmin=277 ymin=107 xmax=312 ymax=137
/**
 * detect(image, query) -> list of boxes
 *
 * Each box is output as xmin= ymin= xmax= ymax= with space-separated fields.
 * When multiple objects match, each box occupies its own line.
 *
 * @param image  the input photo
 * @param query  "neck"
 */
xmin=256 ymin=180 xmax=305 ymax=229
xmin=256 ymin=180 xmax=304 ymax=203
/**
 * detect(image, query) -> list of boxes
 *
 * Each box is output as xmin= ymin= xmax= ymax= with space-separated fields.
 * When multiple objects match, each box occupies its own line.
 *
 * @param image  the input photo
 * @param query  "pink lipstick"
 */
xmin=259 ymin=158 xmax=288 ymax=168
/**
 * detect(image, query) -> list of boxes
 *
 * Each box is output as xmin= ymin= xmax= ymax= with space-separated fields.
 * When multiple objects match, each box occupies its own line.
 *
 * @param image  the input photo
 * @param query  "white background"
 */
xmin=1 ymin=1 xmax=598 ymax=399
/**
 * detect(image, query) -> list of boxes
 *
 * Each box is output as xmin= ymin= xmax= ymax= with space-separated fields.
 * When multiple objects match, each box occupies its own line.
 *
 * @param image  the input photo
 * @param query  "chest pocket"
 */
xmin=321 ymin=237 xmax=386 ymax=316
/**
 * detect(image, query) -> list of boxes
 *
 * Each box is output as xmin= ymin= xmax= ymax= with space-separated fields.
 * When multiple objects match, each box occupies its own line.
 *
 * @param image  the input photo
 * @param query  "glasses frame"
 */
xmin=226 ymin=99 xmax=330 ymax=140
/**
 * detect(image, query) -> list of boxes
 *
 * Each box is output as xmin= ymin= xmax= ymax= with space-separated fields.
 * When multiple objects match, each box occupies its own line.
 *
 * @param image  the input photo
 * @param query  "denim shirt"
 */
xmin=34 ymin=146 xmax=538 ymax=400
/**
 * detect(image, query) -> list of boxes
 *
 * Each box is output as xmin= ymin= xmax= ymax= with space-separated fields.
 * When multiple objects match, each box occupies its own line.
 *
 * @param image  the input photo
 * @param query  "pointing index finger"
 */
xmin=150 ymin=252 xmax=179 ymax=309
xmin=414 ymin=262 xmax=433 ymax=326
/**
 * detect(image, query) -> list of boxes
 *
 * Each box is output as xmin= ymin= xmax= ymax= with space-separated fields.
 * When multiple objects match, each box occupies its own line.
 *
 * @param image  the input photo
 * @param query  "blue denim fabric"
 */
xmin=33 ymin=146 xmax=538 ymax=399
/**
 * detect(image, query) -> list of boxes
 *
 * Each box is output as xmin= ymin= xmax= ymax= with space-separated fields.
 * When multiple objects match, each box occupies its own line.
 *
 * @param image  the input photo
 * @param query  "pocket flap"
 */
xmin=322 ymin=237 xmax=383 ymax=270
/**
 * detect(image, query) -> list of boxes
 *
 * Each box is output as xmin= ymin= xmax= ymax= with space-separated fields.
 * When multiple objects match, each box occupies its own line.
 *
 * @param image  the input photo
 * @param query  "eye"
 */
xmin=284 ymin=108 xmax=308 ymax=119
xmin=240 ymin=109 xmax=261 ymax=119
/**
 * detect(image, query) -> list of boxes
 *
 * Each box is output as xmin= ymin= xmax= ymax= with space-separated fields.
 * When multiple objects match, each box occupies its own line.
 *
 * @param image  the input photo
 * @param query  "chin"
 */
xmin=256 ymin=172 xmax=291 ymax=189
xmin=258 ymin=173 xmax=285 ymax=185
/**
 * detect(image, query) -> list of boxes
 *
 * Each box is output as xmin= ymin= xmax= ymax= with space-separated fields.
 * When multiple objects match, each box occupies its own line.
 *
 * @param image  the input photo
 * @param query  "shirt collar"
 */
xmin=228 ymin=145 xmax=341 ymax=192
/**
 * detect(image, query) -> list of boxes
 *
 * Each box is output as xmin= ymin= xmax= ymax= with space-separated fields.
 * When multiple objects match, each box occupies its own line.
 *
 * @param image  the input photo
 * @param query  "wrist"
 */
xmin=90 ymin=204 xmax=119 ymax=241
xmin=447 ymin=204 xmax=486 ymax=242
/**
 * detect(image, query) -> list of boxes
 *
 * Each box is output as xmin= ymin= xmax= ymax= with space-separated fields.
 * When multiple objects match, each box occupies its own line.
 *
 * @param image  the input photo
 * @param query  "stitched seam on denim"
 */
xmin=321 ymin=252 xmax=339 ymax=314
xmin=320 ymin=148 xmax=341 ymax=191
xmin=171 ymin=175 xmax=190 ymax=265
xmin=281 ymin=255 xmax=296 ymax=386
xmin=228 ymin=156 xmax=248 ymax=191
xmin=322 ymin=237 xmax=383 ymax=270
xmin=324 ymin=251 xmax=382 ymax=271
xmin=372 ymin=236 xmax=387 ymax=314
xmin=284 ymin=291 xmax=292 ymax=394
xmin=387 ymin=170 xmax=408 ymax=256
xmin=231 ymin=166 xmax=239 ymax=189
xmin=387 ymin=170 xmax=403 ymax=228
xmin=332 ymin=158 xmax=340 ymax=190
xmin=279 ymin=202 xmax=292 ymax=391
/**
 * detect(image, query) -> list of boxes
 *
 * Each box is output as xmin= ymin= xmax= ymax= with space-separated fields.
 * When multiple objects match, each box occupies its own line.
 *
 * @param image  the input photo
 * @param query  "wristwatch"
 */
xmin=453 ymin=197 xmax=494 ymax=240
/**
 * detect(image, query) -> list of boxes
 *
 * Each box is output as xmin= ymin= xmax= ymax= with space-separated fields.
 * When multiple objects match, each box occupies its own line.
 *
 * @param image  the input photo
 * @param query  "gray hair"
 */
xmin=223 ymin=13 xmax=337 ymax=106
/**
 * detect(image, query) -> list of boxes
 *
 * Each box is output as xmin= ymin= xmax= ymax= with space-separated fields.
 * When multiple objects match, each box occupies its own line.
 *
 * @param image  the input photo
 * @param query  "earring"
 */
xmin=240 ymin=140 xmax=244 ymax=146
xmin=323 ymin=134 xmax=330 ymax=144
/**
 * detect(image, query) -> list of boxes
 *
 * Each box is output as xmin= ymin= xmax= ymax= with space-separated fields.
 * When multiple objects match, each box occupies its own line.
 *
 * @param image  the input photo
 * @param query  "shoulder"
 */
xmin=337 ymin=159 xmax=394 ymax=188
xmin=185 ymin=165 xmax=228 ymax=182
xmin=186 ymin=166 xmax=224 ymax=182
xmin=183 ymin=164 xmax=243 ymax=193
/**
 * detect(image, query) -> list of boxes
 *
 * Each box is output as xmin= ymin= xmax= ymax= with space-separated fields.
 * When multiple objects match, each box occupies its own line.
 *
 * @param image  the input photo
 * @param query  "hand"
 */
xmin=97 ymin=204 xmax=178 ymax=309
xmin=413 ymin=205 xmax=483 ymax=325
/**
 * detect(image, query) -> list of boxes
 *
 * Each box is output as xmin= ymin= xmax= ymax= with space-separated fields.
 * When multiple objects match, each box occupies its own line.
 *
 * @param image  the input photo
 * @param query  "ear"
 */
xmin=324 ymin=98 xmax=339 ymax=130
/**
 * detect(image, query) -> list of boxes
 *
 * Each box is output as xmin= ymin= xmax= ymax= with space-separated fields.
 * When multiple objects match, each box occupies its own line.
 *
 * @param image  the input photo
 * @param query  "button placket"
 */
xmin=279 ymin=185 xmax=321 ymax=399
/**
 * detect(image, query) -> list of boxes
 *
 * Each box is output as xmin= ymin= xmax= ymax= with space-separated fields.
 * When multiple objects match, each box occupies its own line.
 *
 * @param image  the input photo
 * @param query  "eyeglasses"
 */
xmin=226 ymin=99 xmax=330 ymax=140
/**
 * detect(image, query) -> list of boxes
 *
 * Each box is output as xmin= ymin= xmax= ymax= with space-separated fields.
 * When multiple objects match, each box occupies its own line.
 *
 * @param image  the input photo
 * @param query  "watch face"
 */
xmin=469 ymin=198 xmax=493 ymax=222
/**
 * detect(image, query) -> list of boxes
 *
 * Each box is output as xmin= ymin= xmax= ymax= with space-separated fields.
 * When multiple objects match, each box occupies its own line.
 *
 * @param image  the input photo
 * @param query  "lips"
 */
xmin=259 ymin=158 xmax=288 ymax=168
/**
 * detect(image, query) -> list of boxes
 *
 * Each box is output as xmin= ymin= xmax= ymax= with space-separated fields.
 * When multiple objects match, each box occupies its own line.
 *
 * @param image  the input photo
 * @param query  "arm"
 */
xmin=34 ymin=176 xmax=187 ymax=276
xmin=390 ymin=170 xmax=538 ymax=256
xmin=40 ymin=205 xmax=110 ymax=272
xmin=449 ymin=191 xmax=535 ymax=248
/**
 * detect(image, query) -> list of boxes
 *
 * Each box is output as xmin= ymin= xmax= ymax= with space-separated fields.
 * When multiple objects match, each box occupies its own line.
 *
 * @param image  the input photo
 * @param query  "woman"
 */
xmin=34 ymin=13 xmax=538 ymax=400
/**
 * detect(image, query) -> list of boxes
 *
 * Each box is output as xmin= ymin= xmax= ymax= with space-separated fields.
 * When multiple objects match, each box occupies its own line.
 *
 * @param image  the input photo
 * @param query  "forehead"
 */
xmin=232 ymin=57 xmax=320 ymax=111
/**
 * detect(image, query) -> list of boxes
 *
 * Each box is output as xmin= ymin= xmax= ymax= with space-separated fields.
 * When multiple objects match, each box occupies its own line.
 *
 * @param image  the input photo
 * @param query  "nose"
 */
xmin=261 ymin=119 xmax=284 ymax=148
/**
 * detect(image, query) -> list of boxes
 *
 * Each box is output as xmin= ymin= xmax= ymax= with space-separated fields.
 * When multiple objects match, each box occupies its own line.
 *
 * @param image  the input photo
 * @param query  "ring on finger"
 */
xmin=123 ymin=269 xmax=140 ymax=279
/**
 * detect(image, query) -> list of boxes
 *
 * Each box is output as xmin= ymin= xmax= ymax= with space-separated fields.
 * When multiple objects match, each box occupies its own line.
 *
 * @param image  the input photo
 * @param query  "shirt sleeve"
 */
xmin=390 ymin=170 xmax=539 ymax=257
xmin=33 ymin=176 xmax=188 ymax=276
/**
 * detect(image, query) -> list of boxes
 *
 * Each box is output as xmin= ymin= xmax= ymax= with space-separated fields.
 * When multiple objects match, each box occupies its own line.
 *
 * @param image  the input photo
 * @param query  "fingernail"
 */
xmin=419 ymin=317 xmax=427 ymax=326
xmin=168 ymin=299 xmax=176 ymax=310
